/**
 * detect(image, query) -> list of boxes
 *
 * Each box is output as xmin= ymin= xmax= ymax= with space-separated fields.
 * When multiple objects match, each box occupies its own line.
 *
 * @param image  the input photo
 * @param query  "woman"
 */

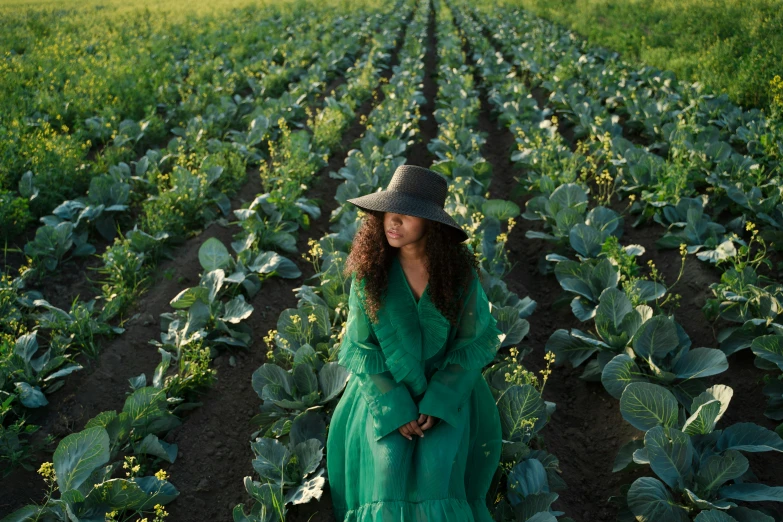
xmin=326 ymin=164 xmax=504 ymax=521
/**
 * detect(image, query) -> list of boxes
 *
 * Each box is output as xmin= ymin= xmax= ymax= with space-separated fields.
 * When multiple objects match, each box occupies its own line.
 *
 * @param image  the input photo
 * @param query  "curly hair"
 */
xmin=343 ymin=209 xmax=480 ymax=327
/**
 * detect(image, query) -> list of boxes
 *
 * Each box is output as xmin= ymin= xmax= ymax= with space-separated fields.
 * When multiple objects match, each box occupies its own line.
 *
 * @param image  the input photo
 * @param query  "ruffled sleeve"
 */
xmin=417 ymin=269 xmax=503 ymax=428
xmin=337 ymin=273 xmax=389 ymax=375
xmin=337 ymin=273 xmax=420 ymax=441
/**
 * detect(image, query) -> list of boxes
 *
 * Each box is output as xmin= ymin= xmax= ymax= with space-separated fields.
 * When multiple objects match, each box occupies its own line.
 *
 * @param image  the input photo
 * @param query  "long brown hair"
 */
xmin=343 ymin=210 xmax=480 ymax=326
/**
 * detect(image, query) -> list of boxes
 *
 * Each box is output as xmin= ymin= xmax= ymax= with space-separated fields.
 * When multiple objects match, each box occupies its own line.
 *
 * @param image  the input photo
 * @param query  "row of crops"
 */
xmin=243 ymin=0 xmax=569 ymax=520
xmin=4 ymin=0 xmax=407 ymax=441
xmin=2 ymin=0 xmax=413 ymax=518
xmin=450 ymin=0 xmax=783 ymax=520
xmin=2 ymin=0 xmax=782 ymax=520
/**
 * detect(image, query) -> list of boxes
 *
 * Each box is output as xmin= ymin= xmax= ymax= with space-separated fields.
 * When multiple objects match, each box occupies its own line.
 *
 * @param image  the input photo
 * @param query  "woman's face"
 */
xmin=383 ymin=212 xmax=428 ymax=247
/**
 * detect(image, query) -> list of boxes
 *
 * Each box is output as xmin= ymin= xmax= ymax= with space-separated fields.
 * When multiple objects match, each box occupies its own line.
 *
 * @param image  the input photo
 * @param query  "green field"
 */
xmin=1 ymin=0 xmax=782 ymax=521
xmin=508 ymin=0 xmax=783 ymax=117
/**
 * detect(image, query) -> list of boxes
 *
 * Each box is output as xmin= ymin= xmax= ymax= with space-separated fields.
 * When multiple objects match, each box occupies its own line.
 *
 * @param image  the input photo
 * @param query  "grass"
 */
xmin=502 ymin=0 xmax=783 ymax=118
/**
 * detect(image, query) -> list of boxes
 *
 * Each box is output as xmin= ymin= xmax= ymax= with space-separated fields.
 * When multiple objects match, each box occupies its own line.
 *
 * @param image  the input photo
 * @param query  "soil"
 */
xmin=403 ymin=4 xmax=439 ymax=170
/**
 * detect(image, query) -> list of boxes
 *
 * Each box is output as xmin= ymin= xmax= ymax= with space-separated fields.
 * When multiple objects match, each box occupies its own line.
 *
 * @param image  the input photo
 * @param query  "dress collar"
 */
xmin=392 ymin=254 xmax=430 ymax=307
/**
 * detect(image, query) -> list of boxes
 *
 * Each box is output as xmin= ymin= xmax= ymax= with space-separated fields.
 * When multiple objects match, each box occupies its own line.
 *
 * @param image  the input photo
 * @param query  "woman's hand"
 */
xmin=398 ymin=414 xmax=439 ymax=440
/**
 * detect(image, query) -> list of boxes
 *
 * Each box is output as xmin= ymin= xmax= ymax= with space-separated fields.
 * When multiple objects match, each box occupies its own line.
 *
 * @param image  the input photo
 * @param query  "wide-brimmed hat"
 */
xmin=347 ymin=164 xmax=468 ymax=243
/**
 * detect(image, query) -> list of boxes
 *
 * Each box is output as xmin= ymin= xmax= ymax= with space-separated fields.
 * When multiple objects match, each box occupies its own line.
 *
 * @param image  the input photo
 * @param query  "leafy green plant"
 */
xmin=600 ymin=310 xmax=729 ymax=408
xmin=654 ymin=197 xmax=736 ymax=263
xmin=483 ymin=345 xmax=568 ymax=521
xmin=33 ymin=298 xmax=123 ymax=359
xmin=547 ymin=256 xmax=665 ymax=321
xmin=4 ymin=331 xmax=82 ymax=409
xmin=141 ymin=163 xmax=233 ymax=239
xmin=615 ymin=382 xmax=783 ymax=521
xmin=40 ymin=163 xmax=131 ymax=241
xmin=98 ymin=228 xmax=172 ymax=322
xmin=0 ymin=189 xmax=33 ymax=241
xmin=480 ymin=200 xmax=521 ymax=279
xmin=748 ymin=333 xmax=783 ymax=431
xmin=226 ymin=115 xmax=272 ymax=164
xmin=548 ymin=287 xmax=728 ymax=410
xmin=524 ymin=183 xmax=624 ymax=260
xmin=22 ymin=221 xmax=93 ymax=277
xmin=235 ymin=410 xmax=329 ymax=522
xmin=0 ymin=394 xmax=55 ymax=477
xmin=311 ymin=97 xmax=355 ymax=152
xmin=233 ymin=193 xmax=317 ymax=255
xmin=250 ymin=346 xmax=349 ymax=438
xmin=2 ymin=385 xmax=182 ymax=522
xmin=704 ymin=265 xmax=782 ymax=356
xmin=156 ymin=239 xmax=294 ymax=358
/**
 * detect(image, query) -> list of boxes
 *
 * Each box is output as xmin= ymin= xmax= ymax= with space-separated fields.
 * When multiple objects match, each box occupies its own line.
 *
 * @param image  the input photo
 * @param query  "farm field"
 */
xmin=1 ymin=0 xmax=782 ymax=521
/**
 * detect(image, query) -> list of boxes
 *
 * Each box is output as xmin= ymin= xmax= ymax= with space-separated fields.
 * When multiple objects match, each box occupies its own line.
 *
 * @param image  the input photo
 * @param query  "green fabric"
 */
xmin=327 ymin=254 xmax=504 ymax=521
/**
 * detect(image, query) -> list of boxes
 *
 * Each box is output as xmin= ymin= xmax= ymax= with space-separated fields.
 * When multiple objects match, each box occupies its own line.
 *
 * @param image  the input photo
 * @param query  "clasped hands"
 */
xmin=398 ymin=413 xmax=440 ymax=440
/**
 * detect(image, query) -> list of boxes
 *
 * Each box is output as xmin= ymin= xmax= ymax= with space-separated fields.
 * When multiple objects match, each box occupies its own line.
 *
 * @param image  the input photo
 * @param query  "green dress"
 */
xmin=326 ymin=254 xmax=504 ymax=521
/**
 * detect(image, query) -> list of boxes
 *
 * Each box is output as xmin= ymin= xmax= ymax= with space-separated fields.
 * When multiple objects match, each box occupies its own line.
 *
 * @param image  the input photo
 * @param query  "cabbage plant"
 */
xmin=548 ymin=289 xmax=728 ymax=410
xmin=2 ymin=385 xmax=182 ymax=521
xmin=235 ymin=410 xmax=329 ymax=522
xmin=485 ymin=361 xmax=569 ymax=521
xmin=250 ymin=345 xmax=349 ymax=438
xmin=615 ymin=382 xmax=783 ymax=521
xmin=654 ymin=197 xmax=736 ymax=263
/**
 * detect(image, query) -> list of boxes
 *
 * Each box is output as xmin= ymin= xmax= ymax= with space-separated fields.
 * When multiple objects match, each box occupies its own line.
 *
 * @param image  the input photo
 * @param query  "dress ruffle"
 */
xmin=418 ymin=296 xmax=451 ymax=360
xmin=337 ymin=338 xmax=390 ymax=374
xmin=337 ymin=496 xmax=495 ymax=522
xmin=337 ymin=274 xmax=391 ymax=375
xmin=371 ymin=256 xmax=450 ymax=397
xmin=437 ymin=316 xmax=503 ymax=371
xmin=373 ymin=297 xmax=428 ymax=396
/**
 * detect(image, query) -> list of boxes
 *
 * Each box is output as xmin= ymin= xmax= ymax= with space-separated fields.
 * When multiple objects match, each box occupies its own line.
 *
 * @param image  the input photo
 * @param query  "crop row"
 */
xmin=451 ymin=2 xmax=783 ymax=520
xmin=427 ymin=3 xmax=569 ymax=520
xmin=242 ymin=0 xmax=574 ymax=520
xmin=235 ymin=0 xmax=429 ymax=518
xmin=0 ymin=2 xmax=412 ymax=519
xmin=466 ymin=2 xmax=783 ymax=444
xmin=0 ymin=5 xmax=381 ymax=480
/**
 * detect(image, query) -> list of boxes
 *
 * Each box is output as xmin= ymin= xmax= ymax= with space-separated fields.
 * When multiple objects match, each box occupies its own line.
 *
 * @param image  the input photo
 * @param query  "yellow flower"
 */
xmin=38 ymin=461 xmax=56 ymax=480
xmin=155 ymin=469 xmax=168 ymax=481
